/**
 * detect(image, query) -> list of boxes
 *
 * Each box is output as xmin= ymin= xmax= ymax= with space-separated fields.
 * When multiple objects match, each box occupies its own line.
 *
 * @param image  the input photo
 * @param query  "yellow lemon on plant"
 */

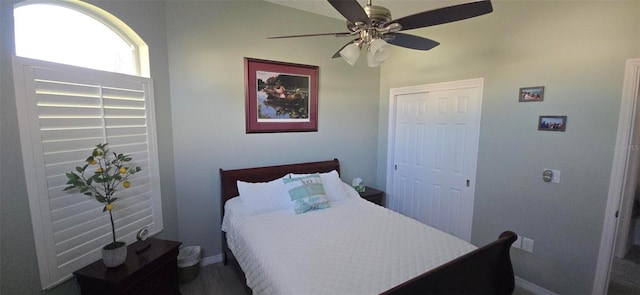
xmin=119 ymin=167 xmax=127 ymax=174
xmin=96 ymin=167 xmax=103 ymax=173
xmin=88 ymin=159 xmax=97 ymax=165
xmin=105 ymin=204 xmax=113 ymax=211
xmin=123 ymin=181 xmax=131 ymax=188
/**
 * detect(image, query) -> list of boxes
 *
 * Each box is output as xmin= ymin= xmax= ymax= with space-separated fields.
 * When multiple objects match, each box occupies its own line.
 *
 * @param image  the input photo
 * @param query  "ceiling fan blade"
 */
xmin=327 ymin=0 xmax=371 ymax=25
xmin=267 ymin=32 xmax=352 ymax=39
xmin=387 ymin=0 xmax=493 ymax=31
xmin=386 ymin=33 xmax=440 ymax=50
xmin=332 ymin=39 xmax=359 ymax=58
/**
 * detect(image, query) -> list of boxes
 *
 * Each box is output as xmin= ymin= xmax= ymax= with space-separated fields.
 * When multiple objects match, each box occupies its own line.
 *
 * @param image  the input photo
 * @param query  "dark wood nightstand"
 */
xmin=359 ymin=186 xmax=384 ymax=206
xmin=74 ymin=238 xmax=182 ymax=295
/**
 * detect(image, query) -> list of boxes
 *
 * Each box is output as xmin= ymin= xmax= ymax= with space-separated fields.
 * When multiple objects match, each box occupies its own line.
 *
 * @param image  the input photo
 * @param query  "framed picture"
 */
xmin=519 ymin=86 xmax=545 ymax=102
xmin=538 ymin=115 xmax=567 ymax=132
xmin=244 ymin=58 xmax=318 ymax=133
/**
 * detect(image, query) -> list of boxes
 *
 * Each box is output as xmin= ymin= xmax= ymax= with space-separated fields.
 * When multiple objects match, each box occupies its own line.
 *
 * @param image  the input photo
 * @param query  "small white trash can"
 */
xmin=177 ymin=246 xmax=201 ymax=283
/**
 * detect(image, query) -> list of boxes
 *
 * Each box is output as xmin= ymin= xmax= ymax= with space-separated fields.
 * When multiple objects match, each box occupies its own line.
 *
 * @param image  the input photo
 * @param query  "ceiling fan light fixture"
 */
xmin=269 ymin=0 xmax=494 ymax=65
xmin=340 ymin=43 xmax=361 ymax=66
xmin=367 ymin=38 xmax=390 ymax=67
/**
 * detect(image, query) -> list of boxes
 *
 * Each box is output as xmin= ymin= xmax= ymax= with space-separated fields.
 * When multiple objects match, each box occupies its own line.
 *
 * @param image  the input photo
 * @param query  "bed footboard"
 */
xmin=381 ymin=231 xmax=518 ymax=295
xmin=223 ymin=229 xmax=517 ymax=295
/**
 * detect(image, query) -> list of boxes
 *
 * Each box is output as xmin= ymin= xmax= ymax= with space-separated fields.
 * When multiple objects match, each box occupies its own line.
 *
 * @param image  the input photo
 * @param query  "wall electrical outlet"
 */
xmin=522 ymin=237 xmax=534 ymax=253
xmin=543 ymin=169 xmax=561 ymax=183
xmin=512 ymin=235 xmax=522 ymax=249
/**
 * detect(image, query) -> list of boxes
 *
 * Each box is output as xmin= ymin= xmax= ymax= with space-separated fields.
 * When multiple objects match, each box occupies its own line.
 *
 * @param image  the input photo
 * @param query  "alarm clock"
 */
xmin=137 ymin=227 xmax=149 ymax=241
xmin=135 ymin=227 xmax=151 ymax=254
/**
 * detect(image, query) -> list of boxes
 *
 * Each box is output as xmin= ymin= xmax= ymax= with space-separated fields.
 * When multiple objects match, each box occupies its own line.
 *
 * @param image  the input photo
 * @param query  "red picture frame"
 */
xmin=244 ymin=58 xmax=319 ymax=133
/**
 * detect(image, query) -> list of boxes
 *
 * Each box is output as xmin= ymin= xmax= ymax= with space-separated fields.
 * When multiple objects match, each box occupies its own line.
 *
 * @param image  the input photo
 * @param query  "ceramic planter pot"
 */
xmin=102 ymin=241 xmax=127 ymax=267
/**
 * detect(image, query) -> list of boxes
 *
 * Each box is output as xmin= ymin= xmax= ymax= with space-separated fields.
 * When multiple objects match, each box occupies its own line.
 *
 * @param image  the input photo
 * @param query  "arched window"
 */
xmin=12 ymin=1 xmax=160 ymax=290
xmin=14 ymin=0 xmax=149 ymax=77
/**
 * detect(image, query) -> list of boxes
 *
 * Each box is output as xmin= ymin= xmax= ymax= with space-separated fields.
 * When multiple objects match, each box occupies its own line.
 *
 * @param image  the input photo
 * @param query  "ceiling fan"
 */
xmin=268 ymin=0 xmax=493 ymax=67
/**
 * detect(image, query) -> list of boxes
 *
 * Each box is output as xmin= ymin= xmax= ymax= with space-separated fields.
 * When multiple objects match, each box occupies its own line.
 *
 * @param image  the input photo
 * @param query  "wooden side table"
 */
xmin=359 ymin=186 xmax=385 ymax=206
xmin=74 ymin=238 xmax=182 ymax=295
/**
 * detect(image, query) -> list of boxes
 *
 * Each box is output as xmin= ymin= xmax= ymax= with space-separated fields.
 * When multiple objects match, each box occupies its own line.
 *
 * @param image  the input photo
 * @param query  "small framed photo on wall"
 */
xmin=538 ymin=115 xmax=567 ymax=132
xmin=519 ymin=86 xmax=545 ymax=102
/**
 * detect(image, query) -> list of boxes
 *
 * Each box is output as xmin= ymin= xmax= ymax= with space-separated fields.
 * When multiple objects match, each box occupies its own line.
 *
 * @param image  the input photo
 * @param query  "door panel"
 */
xmin=388 ymin=80 xmax=482 ymax=241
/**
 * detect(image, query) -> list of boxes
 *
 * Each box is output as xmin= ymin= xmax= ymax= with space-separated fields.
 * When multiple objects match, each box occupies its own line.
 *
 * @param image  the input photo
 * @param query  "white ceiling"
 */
xmin=263 ymin=0 xmax=474 ymax=22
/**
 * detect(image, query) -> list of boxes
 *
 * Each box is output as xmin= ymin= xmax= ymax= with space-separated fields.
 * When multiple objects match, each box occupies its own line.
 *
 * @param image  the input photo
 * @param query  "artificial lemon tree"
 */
xmin=65 ymin=143 xmax=141 ymax=248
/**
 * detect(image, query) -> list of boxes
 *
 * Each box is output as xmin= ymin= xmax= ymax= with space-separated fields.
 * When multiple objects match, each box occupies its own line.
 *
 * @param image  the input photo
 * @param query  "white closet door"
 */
xmin=387 ymin=79 xmax=482 ymax=242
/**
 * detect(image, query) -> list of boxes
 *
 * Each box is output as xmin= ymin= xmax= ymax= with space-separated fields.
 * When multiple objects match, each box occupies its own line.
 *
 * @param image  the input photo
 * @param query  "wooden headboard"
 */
xmin=219 ymin=158 xmax=340 ymax=212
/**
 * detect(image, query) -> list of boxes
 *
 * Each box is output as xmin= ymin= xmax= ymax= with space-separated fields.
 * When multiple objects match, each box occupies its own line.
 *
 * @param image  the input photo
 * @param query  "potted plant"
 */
xmin=64 ymin=143 xmax=141 ymax=267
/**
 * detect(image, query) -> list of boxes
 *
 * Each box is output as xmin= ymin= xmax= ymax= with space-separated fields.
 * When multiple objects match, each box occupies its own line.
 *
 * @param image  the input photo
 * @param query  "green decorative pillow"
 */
xmin=283 ymin=174 xmax=330 ymax=214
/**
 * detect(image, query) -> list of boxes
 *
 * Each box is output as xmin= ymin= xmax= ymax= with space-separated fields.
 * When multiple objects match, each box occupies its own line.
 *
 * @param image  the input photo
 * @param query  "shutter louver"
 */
xmin=13 ymin=57 xmax=163 ymax=289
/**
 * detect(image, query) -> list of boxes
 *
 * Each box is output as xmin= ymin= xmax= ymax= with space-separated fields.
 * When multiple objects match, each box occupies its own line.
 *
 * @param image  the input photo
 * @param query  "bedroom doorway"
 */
xmin=594 ymin=58 xmax=640 ymax=294
xmin=385 ymin=78 xmax=483 ymax=242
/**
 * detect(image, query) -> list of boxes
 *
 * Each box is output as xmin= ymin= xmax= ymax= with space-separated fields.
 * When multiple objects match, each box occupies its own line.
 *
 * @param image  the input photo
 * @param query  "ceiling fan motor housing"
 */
xmin=364 ymin=5 xmax=391 ymax=26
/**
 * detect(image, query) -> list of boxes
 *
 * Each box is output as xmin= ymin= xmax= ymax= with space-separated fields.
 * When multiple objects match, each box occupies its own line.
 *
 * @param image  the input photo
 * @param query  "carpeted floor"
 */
xmin=182 ymin=262 xmax=536 ymax=295
xmin=608 ymin=246 xmax=640 ymax=295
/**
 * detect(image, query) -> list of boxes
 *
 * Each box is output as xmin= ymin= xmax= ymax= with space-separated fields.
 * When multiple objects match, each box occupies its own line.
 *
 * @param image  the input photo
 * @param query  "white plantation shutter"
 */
xmin=13 ymin=56 xmax=163 ymax=289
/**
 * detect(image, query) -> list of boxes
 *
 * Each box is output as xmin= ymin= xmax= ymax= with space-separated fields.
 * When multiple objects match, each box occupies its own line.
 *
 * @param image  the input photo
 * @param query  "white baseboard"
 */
xmin=200 ymin=254 xmax=223 ymax=267
xmin=516 ymin=276 xmax=557 ymax=295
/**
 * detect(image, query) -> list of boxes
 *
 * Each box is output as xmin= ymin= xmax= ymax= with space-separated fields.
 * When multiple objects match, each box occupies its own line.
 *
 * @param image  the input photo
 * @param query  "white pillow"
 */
xmin=289 ymin=170 xmax=346 ymax=202
xmin=237 ymin=176 xmax=290 ymax=216
xmin=283 ymin=174 xmax=330 ymax=214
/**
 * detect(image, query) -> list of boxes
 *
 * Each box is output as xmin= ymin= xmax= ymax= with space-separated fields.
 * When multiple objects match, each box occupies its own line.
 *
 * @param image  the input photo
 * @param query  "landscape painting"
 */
xmin=244 ymin=58 xmax=318 ymax=133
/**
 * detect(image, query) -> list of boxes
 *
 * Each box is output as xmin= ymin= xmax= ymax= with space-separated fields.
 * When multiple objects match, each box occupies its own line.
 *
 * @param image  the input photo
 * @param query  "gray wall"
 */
xmin=164 ymin=0 xmax=380 ymax=258
xmin=377 ymin=1 xmax=640 ymax=294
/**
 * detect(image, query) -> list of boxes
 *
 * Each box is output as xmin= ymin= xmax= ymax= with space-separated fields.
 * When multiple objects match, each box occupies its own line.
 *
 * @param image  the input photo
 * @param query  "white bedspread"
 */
xmin=225 ymin=197 xmax=476 ymax=295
